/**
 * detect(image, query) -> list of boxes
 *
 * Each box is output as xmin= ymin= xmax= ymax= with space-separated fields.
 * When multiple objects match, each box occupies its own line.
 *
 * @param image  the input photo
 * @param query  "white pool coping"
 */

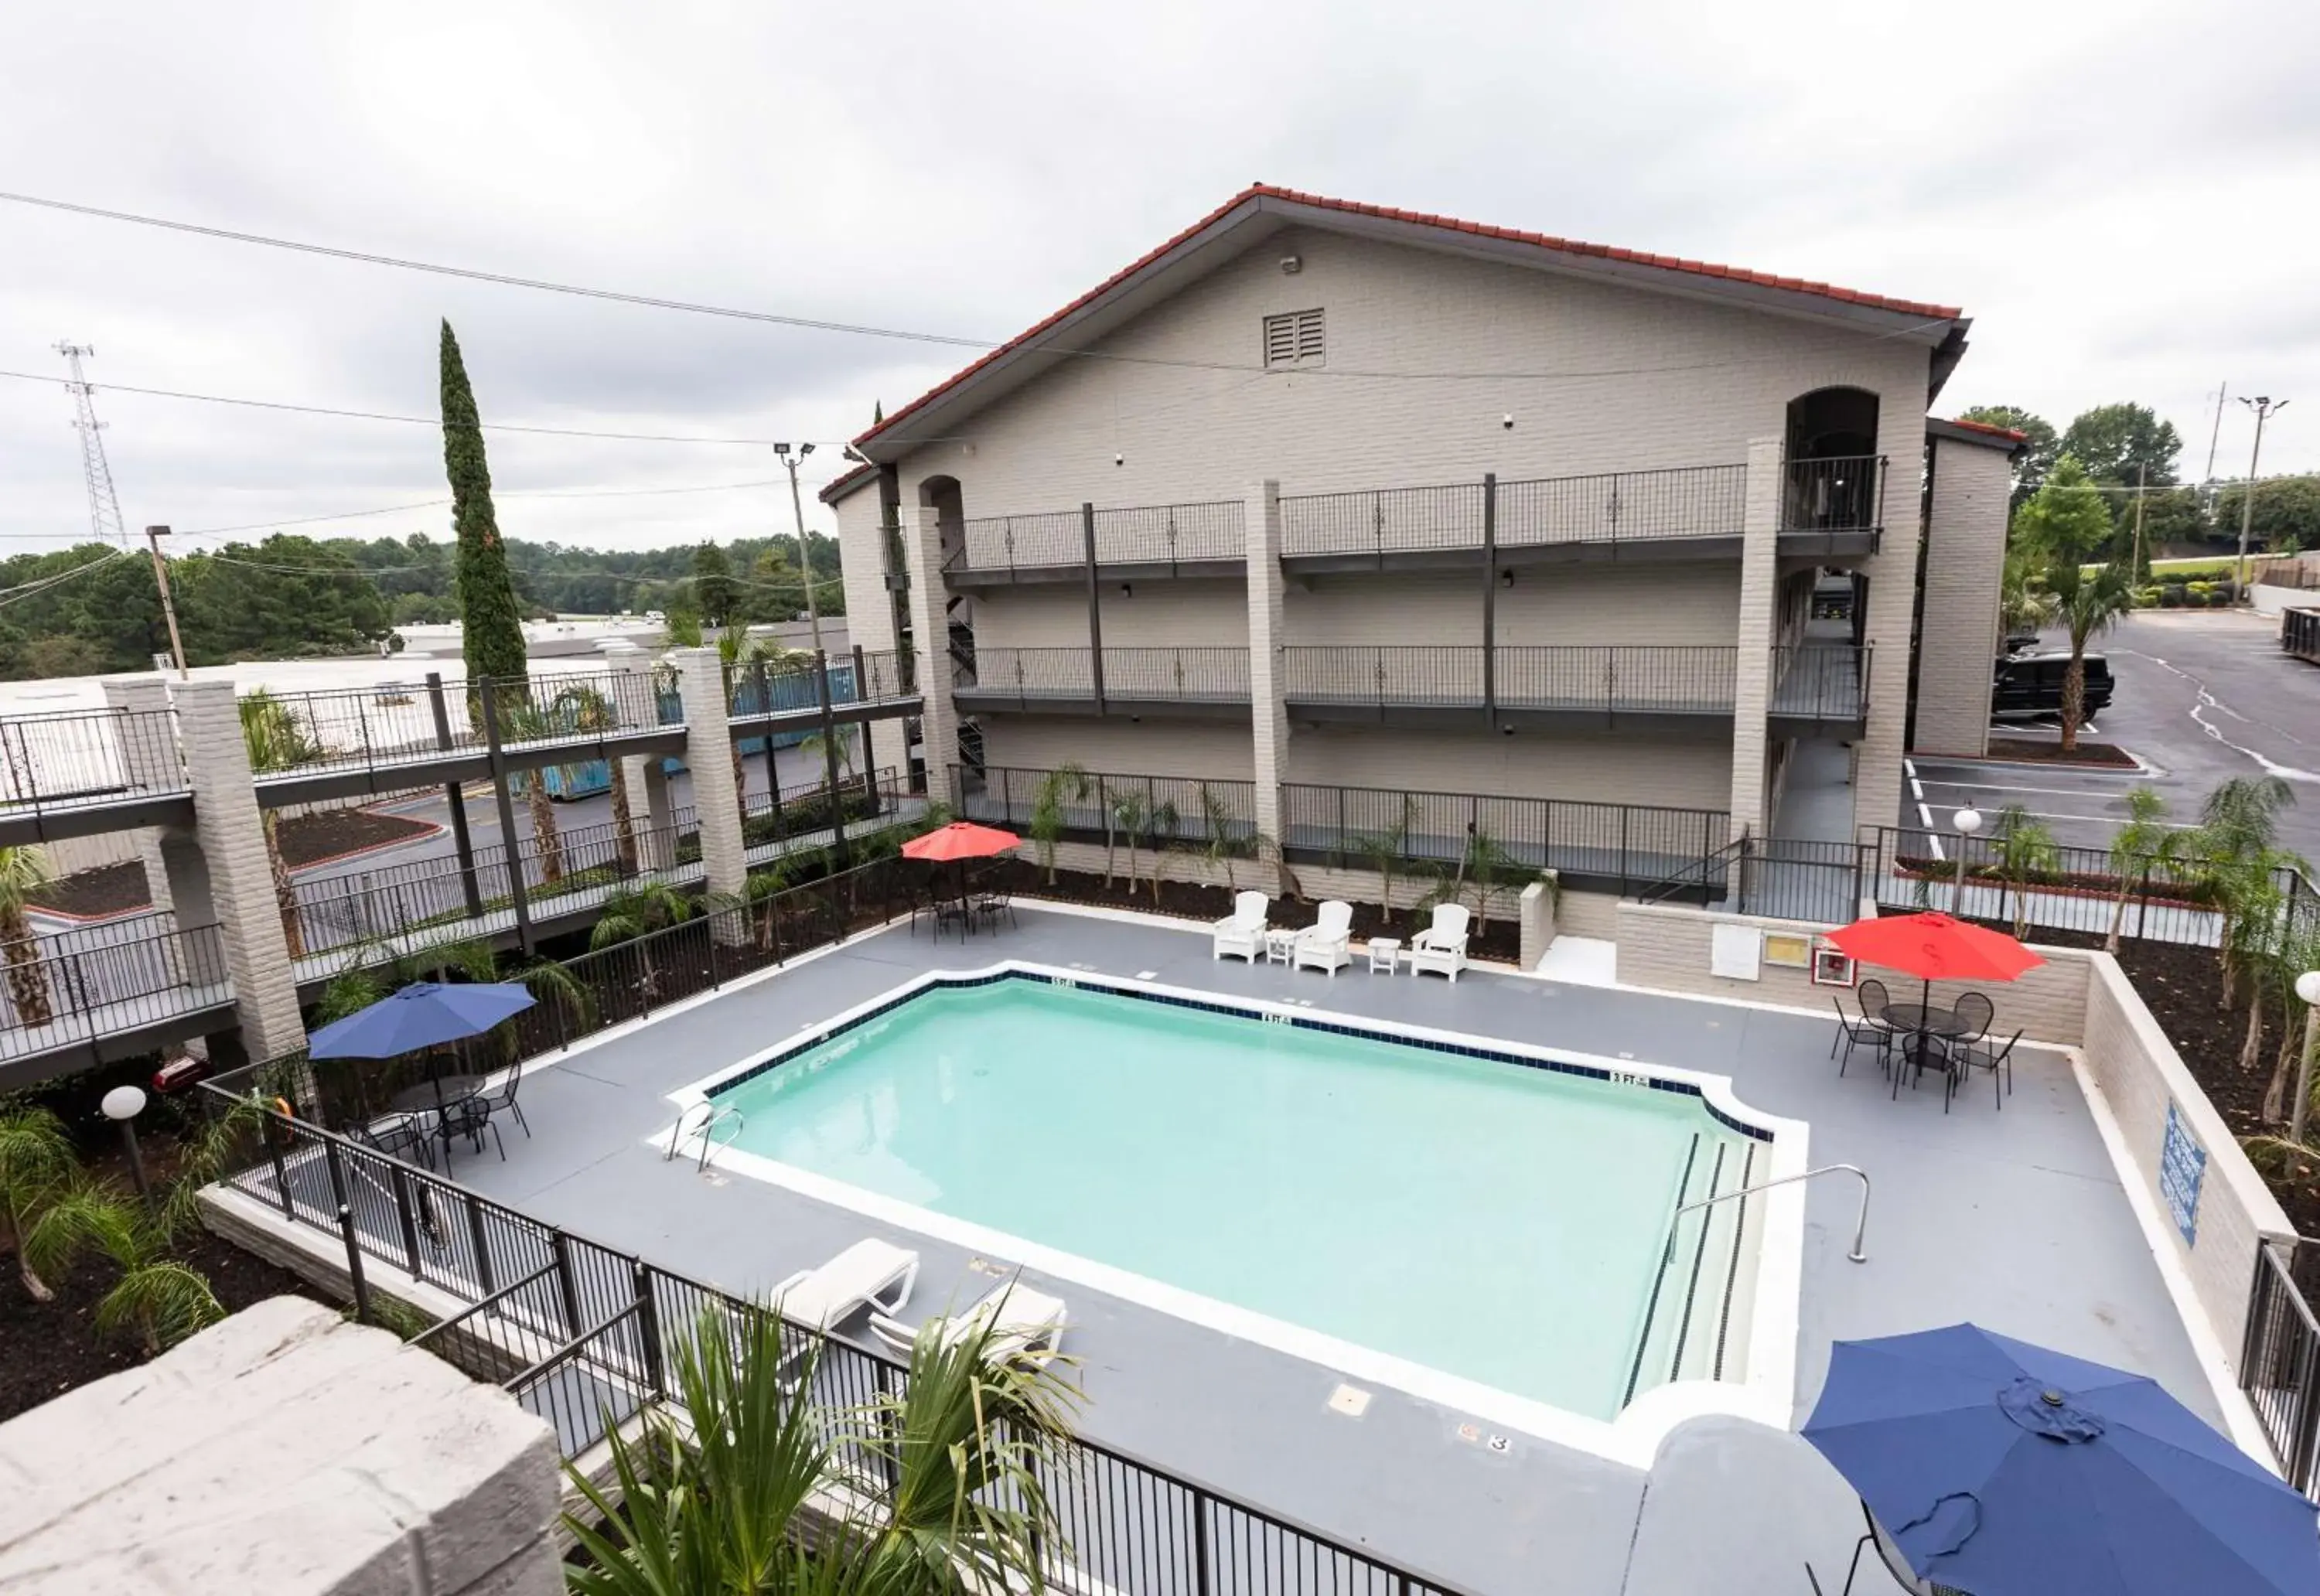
xmin=656 ymin=957 xmax=1810 ymax=1472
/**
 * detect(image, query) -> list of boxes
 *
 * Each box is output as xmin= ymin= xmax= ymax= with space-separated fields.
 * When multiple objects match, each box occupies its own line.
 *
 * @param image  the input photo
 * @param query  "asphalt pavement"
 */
xmin=1907 ymin=609 xmax=2320 ymax=858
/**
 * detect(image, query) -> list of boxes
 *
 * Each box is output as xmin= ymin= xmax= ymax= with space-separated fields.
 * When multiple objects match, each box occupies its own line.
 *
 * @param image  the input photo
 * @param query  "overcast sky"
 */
xmin=3 ymin=0 xmax=2315 ymax=565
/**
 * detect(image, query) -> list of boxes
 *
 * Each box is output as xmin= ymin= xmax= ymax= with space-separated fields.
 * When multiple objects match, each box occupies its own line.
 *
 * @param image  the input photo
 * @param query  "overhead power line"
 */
xmin=0 ymin=187 xmax=1958 ymax=385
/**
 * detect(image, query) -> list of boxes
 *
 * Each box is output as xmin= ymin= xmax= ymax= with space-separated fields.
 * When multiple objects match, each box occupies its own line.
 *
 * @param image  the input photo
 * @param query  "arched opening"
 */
xmin=1783 ymin=387 xmax=1882 ymax=535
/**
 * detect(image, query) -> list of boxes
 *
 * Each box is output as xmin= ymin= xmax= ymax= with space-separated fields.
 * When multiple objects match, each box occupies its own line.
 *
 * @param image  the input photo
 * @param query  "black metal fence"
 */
xmin=2244 ymin=1242 xmax=2320 ymax=1496
xmin=1279 ymin=481 xmax=1487 ymax=558
xmin=1779 ymin=455 xmax=1885 ymax=537
xmin=0 ymin=704 xmax=184 ymax=816
xmin=1281 ymin=646 xmax=1738 ymax=714
xmin=1497 ymin=464 xmax=1748 ymax=550
xmin=0 ymin=912 xmax=229 ymax=1059
xmin=1861 ymin=824 xmax=2233 ymax=946
xmin=1769 ymin=643 xmax=1871 ymax=721
xmin=959 ymin=509 xmax=1087 ymax=571
xmin=957 ymin=766 xmax=1259 ymax=848
xmin=961 ymin=647 xmax=1252 ymax=706
xmin=955 ymin=502 xmax=1247 ymax=574
xmin=200 ymin=1091 xmax=1465 ymax=1596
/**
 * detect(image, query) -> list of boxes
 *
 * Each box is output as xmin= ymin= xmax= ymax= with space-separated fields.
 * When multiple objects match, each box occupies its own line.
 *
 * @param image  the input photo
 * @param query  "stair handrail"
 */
xmin=1665 ymin=1162 xmax=1869 ymax=1264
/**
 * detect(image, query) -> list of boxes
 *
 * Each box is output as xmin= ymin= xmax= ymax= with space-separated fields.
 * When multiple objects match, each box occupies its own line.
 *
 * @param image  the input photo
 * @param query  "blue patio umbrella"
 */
xmin=1803 ymin=1323 xmax=2319 ymax=1596
xmin=308 ymin=981 xmax=537 ymax=1060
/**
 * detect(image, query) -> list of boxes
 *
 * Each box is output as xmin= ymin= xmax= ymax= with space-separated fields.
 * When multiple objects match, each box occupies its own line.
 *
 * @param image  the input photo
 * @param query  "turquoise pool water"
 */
xmin=708 ymin=978 xmax=1753 ymax=1418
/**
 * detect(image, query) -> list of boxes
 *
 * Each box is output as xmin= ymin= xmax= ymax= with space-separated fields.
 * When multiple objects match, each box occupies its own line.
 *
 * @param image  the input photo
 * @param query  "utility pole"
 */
xmin=772 ymin=442 xmax=825 ymax=655
xmin=2130 ymin=461 xmax=2148 ymax=578
xmin=142 ymin=525 xmax=189 ymax=678
xmin=2203 ymin=380 xmax=2229 ymax=487
xmin=2236 ymin=396 xmax=2291 ymax=595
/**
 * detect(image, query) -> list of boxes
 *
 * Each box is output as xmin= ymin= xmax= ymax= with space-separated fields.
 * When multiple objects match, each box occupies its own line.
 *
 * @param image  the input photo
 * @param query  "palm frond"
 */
xmin=97 ymin=1260 xmax=224 ymax=1351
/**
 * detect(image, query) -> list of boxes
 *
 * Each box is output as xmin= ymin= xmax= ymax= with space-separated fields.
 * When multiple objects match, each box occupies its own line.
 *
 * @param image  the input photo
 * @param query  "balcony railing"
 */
xmin=957 ymin=765 xmax=1259 ymax=845
xmin=1279 ymin=481 xmax=1486 ymax=559
xmin=1779 ymin=455 xmax=1886 ymax=538
xmin=0 ymin=705 xmax=185 ymax=817
xmin=959 ymin=646 xmax=1251 ymax=707
xmin=0 ymin=912 xmax=230 ymax=1060
xmin=1769 ymin=643 xmax=1871 ymax=721
xmin=1278 ymin=465 xmax=1748 ymax=560
xmin=954 ymin=501 xmax=1246 ymax=575
xmin=1282 ymin=646 xmax=1738 ymax=715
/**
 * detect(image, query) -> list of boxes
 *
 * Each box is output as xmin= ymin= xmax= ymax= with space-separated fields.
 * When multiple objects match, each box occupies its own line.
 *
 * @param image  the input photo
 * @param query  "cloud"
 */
xmin=1 ymin=0 xmax=2313 ymax=561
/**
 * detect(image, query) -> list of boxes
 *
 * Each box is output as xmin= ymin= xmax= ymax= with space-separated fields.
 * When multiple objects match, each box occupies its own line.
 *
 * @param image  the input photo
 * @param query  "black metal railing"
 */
xmin=1779 ymin=455 xmax=1885 ymax=537
xmin=1638 ymin=837 xmax=1870 ymax=922
xmin=960 ymin=647 xmax=1251 ymax=706
xmin=957 ymin=766 xmax=1259 ymax=848
xmin=1497 ymin=464 xmax=1748 ymax=550
xmin=1281 ymin=646 xmax=1738 ymax=714
xmin=740 ymin=768 xmax=902 ymax=851
xmin=249 ymin=670 xmax=666 ymax=783
xmin=0 ymin=912 xmax=230 ymax=1059
xmin=1860 ymin=825 xmax=2236 ymax=946
xmin=196 ymin=1086 xmax=1466 ymax=1596
xmin=1279 ymin=481 xmax=1487 ymax=558
xmin=1769 ymin=643 xmax=1871 ymax=721
xmin=958 ymin=509 xmax=1085 ymax=571
xmin=954 ymin=502 xmax=1247 ymax=575
xmin=2244 ymin=1241 xmax=2320 ymax=1496
xmin=0 ymin=704 xmax=185 ymax=817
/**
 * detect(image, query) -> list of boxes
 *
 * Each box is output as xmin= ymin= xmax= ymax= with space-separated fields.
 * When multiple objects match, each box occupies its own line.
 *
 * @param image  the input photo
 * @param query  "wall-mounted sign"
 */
xmin=2161 ymin=1100 xmax=2206 ymax=1248
xmin=1711 ymin=923 xmax=1762 ymax=980
xmin=1763 ymin=933 xmax=1813 ymax=970
xmin=1812 ymin=943 xmax=1858 ymax=987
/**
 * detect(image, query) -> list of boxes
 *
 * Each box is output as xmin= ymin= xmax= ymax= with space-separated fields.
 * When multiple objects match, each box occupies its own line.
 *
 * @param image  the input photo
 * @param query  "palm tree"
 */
xmin=589 ymin=882 xmax=695 ymax=951
xmin=1030 ymin=764 xmax=1089 ymax=886
xmin=1989 ymin=804 xmax=2060 ymax=938
xmin=496 ymin=694 xmax=568 ymax=888
xmin=0 ymin=1105 xmax=73 ymax=1301
xmin=1999 ymin=541 xmax=2058 ymax=639
xmin=1110 ymin=788 xmax=1150 ymax=899
xmin=0 ymin=844 xmax=55 ymax=1027
xmin=2048 ymin=561 xmax=2134 ymax=751
xmin=2194 ymin=776 xmax=2298 ymax=1002
xmin=26 ymin=1182 xmax=223 ymax=1355
xmin=556 ymin=685 xmax=638 ymax=875
xmin=238 ymin=690 xmax=315 ymax=958
xmin=1351 ymin=797 xmax=1419 ymax=927
xmin=2103 ymin=786 xmax=2182 ymax=952
xmin=565 ymin=1295 xmax=1073 ymax=1596
xmin=1429 ymin=827 xmax=1523 ymax=933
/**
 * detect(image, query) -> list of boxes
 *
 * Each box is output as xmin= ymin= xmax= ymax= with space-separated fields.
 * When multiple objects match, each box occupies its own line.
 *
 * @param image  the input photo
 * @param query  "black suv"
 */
xmin=1991 ymin=651 xmax=2114 ymax=720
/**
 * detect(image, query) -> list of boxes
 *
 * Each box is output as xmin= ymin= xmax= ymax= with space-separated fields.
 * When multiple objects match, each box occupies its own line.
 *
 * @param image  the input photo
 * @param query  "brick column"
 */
xmin=1913 ymin=437 xmax=2008 ymax=756
xmin=1853 ymin=404 xmax=1924 ymax=837
xmin=608 ymin=656 xmax=674 ymax=872
xmin=900 ymin=500 xmax=960 ymax=808
xmin=674 ymin=648 xmax=747 ymax=940
xmin=1243 ymin=480 xmax=1288 ymax=891
xmin=1728 ymin=438 xmax=1782 ymax=842
xmin=172 ymin=681 xmax=304 ymax=1061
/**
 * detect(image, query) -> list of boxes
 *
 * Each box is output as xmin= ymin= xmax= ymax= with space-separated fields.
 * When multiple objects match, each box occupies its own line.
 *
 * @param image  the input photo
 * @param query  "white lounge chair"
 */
xmin=869 ymin=1278 xmax=1069 ymax=1360
xmin=769 ymin=1237 xmax=919 ymax=1332
xmin=1211 ymin=890 xmax=1271 ymax=963
xmin=1407 ymin=902 xmax=1472 ymax=982
xmin=1293 ymin=900 xmax=1354 ymax=976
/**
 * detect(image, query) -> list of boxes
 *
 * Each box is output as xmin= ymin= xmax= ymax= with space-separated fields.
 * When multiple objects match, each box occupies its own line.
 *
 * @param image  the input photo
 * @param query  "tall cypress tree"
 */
xmin=440 ymin=320 xmax=528 ymax=685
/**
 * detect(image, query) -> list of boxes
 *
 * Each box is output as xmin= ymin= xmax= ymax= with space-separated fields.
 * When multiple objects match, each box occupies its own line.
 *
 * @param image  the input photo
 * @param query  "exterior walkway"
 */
xmin=401 ymin=905 xmax=2223 ymax=1596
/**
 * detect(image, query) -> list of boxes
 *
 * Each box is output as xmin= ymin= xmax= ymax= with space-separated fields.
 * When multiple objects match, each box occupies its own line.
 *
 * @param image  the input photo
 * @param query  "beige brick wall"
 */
xmin=977 ymin=718 xmax=1253 ymax=780
xmin=1288 ymin=725 xmax=1732 ymax=813
xmin=1611 ymin=900 xmax=2092 ymax=1045
xmin=1278 ymin=565 xmax=1741 ymax=647
xmin=1914 ymin=437 xmax=2009 ymax=756
xmin=172 ymin=682 xmax=303 ymax=1059
xmin=2079 ymin=957 xmax=2294 ymax=1371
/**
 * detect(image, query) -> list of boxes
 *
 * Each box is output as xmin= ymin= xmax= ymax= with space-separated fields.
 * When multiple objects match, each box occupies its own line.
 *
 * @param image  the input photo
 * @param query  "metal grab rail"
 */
xmin=667 ymin=1102 xmax=745 ymax=1171
xmin=1667 ymin=1162 xmax=1871 ymax=1264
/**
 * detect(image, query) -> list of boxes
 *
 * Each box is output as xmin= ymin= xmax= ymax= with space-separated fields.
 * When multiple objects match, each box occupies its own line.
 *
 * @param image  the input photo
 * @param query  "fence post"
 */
xmin=1191 ymin=1485 xmax=1213 ymax=1596
xmin=551 ymin=1230 xmax=585 ymax=1338
xmin=1480 ymin=473 xmax=1497 ymax=727
xmin=814 ymin=652 xmax=849 ymax=862
xmin=466 ymin=1192 xmax=497 ymax=1296
xmin=1082 ymin=503 xmax=1107 ymax=715
xmin=389 ymin=1161 xmax=423 ymax=1276
xmin=633 ymin=1260 xmax=666 ymax=1398
xmin=337 ymin=1204 xmax=370 ymax=1324
xmin=265 ymin=1121 xmax=295 ymax=1219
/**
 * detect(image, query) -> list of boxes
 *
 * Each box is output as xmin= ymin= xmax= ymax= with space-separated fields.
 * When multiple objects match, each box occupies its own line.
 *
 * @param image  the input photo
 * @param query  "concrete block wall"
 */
xmin=1728 ymin=438 xmax=1783 ymax=837
xmin=672 ymin=648 xmax=749 ymax=940
xmin=0 ymin=1297 xmax=563 ymax=1596
xmin=172 ymin=680 xmax=305 ymax=1060
xmin=1915 ymin=435 xmax=2011 ymax=755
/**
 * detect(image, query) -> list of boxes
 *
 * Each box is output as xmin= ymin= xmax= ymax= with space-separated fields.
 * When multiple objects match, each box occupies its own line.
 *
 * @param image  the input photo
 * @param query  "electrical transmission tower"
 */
xmin=55 ymin=343 xmax=129 ymax=549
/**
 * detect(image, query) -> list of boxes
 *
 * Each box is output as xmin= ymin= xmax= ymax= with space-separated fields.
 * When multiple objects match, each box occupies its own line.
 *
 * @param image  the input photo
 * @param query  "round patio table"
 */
xmin=390 ymin=1074 xmax=484 ymax=1114
xmin=1878 ymin=1004 xmax=1970 ymax=1100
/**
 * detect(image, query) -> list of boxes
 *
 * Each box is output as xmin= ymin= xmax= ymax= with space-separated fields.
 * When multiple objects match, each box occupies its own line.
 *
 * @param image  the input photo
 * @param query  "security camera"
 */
xmin=1502 ymin=413 xmax=1516 ymax=430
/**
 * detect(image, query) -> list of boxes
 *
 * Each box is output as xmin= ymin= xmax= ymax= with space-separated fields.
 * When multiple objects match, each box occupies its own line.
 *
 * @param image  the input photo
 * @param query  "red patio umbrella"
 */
xmin=1824 ymin=912 xmax=2042 ymax=1097
xmin=900 ymin=821 xmax=1022 ymax=861
xmin=902 ymin=822 xmax=1023 ymax=932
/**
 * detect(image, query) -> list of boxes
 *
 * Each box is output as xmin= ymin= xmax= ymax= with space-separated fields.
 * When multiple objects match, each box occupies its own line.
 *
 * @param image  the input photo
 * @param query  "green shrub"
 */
xmin=2159 ymin=584 xmax=2187 ymax=608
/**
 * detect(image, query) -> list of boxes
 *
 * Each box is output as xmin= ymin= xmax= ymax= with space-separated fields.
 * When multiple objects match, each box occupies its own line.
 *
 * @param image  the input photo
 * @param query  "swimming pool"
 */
xmin=684 ymin=968 xmax=1791 ymax=1430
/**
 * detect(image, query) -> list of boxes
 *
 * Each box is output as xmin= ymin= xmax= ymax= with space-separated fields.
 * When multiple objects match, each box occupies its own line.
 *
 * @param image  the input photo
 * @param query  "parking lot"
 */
xmin=1907 ymin=609 xmax=2320 ymax=858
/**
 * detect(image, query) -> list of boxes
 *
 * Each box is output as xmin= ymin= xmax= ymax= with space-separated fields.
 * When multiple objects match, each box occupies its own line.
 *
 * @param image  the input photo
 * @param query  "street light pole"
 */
xmin=102 ymin=1085 xmax=153 ymax=1212
xmin=143 ymin=525 xmax=189 ymax=679
xmin=2294 ymin=970 xmax=2320 ymax=1147
xmin=773 ymin=443 xmax=826 ymax=656
xmin=1953 ymin=803 xmax=1984 ymax=918
xmin=2234 ymin=397 xmax=2290 ymax=595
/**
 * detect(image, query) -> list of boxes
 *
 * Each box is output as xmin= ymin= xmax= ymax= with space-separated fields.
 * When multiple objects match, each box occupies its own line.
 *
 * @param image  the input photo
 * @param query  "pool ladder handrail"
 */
xmin=1665 ymin=1162 xmax=1871 ymax=1264
xmin=669 ymin=1103 xmax=747 ymax=1172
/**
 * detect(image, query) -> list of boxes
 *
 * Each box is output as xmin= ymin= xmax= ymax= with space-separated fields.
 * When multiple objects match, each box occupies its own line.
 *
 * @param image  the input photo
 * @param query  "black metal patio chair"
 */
xmin=469 ymin=1066 xmax=529 ymax=1141
xmin=1831 ymin=995 xmax=1892 ymax=1078
xmin=350 ymin=1111 xmax=435 ymax=1171
xmin=1951 ymin=990 xmax=1995 ymax=1046
xmin=1960 ymin=1028 xmax=2023 ymax=1109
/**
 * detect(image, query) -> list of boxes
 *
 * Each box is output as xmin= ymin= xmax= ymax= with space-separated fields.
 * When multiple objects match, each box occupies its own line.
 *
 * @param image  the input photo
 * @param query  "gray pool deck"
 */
xmin=427 ymin=905 xmax=2225 ymax=1596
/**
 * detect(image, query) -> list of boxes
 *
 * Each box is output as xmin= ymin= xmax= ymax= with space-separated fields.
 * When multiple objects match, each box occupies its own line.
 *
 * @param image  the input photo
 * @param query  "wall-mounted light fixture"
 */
xmin=1120 ymin=583 xmax=1133 ymax=598
xmin=1499 ymin=569 xmax=1515 ymax=588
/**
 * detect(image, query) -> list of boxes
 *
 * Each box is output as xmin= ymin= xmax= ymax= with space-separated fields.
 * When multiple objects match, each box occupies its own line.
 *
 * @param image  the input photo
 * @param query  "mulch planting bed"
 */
xmin=1982 ymin=735 xmax=2138 ymax=768
xmin=27 ymin=860 xmax=150 ymax=919
xmin=0 ymin=1227 xmax=328 ymax=1422
xmin=29 ymin=805 xmax=438 ymax=919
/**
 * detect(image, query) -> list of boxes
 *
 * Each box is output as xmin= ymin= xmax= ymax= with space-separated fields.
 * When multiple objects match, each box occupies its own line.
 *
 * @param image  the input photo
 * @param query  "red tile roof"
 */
xmin=855 ymin=184 xmax=1967 ymax=448
xmin=819 ymin=460 xmax=876 ymax=505
xmin=1940 ymin=416 xmax=2029 ymax=442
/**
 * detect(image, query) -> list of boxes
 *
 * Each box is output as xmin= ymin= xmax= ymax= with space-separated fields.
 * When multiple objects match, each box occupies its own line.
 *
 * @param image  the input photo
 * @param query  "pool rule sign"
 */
xmin=2160 ymin=1100 xmax=2206 ymax=1247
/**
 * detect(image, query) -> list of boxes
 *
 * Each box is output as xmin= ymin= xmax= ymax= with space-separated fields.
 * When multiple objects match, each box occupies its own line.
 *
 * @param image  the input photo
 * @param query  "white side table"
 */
xmin=1264 ymin=929 xmax=1298 ymax=965
xmin=1368 ymin=936 xmax=1401 ymax=974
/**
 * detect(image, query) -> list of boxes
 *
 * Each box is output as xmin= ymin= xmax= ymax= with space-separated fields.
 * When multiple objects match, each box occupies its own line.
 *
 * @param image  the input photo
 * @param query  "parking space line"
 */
xmin=1914 ymin=777 xmax=2144 ymax=798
